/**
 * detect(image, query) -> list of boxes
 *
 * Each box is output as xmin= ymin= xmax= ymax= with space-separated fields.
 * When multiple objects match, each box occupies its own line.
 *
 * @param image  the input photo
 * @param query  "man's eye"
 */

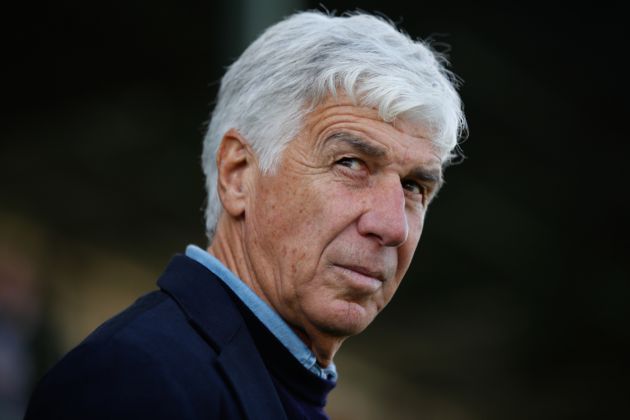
xmin=401 ymin=179 xmax=424 ymax=195
xmin=336 ymin=157 xmax=364 ymax=171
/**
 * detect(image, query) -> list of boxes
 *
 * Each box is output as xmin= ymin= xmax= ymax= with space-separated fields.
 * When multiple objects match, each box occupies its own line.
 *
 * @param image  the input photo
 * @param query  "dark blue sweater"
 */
xmin=221 ymin=283 xmax=336 ymax=420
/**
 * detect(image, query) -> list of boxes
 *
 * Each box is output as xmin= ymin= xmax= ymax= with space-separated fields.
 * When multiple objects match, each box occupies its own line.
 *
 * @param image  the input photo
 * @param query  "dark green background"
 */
xmin=2 ymin=1 xmax=628 ymax=419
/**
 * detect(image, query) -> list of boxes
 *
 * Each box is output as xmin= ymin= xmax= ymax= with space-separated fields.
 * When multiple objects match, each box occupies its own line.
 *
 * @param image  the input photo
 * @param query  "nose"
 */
xmin=357 ymin=177 xmax=409 ymax=247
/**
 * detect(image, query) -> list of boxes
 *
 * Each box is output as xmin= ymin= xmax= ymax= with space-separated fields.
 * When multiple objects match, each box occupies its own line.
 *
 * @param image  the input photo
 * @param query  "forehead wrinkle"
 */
xmin=325 ymin=131 xmax=441 ymax=180
xmin=323 ymin=132 xmax=387 ymax=158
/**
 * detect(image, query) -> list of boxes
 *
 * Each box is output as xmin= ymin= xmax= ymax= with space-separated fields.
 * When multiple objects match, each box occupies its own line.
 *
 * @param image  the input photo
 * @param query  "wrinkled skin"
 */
xmin=210 ymin=98 xmax=442 ymax=365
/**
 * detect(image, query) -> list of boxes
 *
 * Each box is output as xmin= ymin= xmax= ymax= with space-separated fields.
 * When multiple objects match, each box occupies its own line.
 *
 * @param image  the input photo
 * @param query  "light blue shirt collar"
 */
xmin=185 ymin=244 xmax=337 ymax=381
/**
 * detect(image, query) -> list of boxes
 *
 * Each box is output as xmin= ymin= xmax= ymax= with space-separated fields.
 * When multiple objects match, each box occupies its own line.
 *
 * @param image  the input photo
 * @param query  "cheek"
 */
xmin=399 ymin=237 xmax=419 ymax=267
xmin=396 ymin=218 xmax=423 ymax=275
xmin=269 ymin=177 xmax=355 ymax=244
xmin=254 ymin=176 xmax=306 ymax=232
xmin=250 ymin=176 xmax=330 ymax=271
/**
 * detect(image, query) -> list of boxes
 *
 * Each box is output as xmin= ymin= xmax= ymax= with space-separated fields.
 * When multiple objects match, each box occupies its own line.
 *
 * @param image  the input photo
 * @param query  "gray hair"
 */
xmin=202 ymin=10 xmax=467 ymax=241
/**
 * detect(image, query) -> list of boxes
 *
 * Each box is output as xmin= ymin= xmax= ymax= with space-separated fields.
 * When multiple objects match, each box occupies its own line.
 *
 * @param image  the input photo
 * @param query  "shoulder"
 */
xmin=24 ymin=290 xmax=243 ymax=420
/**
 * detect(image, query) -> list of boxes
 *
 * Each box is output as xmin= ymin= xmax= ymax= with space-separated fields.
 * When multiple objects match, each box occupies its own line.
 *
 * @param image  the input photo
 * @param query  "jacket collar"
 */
xmin=157 ymin=255 xmax=287 ymax=420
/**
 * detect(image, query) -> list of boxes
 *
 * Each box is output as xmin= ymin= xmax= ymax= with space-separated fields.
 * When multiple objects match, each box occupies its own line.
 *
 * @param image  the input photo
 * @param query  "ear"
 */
xmin=216 ymin=129 xmax=257 ymax=218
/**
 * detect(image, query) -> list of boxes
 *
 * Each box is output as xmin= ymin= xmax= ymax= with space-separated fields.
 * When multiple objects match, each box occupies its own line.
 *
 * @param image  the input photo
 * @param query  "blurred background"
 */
xmin=1 ymin=1 xmax=628 ymax=419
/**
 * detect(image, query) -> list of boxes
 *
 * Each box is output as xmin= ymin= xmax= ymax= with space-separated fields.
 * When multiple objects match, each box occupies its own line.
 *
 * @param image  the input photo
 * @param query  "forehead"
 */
xmin=297 ymin=99 xmax=442 ymax=169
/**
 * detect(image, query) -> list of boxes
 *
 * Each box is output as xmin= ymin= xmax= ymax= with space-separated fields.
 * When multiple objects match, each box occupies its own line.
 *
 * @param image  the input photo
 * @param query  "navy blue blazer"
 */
xmin=24 ymin=255 xmax=288 ymax=420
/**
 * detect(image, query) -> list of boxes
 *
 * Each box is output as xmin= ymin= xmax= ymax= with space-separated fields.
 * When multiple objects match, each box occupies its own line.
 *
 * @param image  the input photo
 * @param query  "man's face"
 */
xmin=242 ymin=98 xmax=442 ymax=341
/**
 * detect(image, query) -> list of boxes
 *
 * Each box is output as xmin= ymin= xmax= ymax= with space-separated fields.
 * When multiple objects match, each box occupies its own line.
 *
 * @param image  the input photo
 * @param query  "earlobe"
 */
xmin=216 ymin=129 xmax=256 ymax=218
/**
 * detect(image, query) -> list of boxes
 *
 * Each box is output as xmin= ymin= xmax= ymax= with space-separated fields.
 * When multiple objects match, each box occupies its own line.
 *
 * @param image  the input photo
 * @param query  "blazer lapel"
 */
xmin=158 ymin=255 xmax=287 ymax=420
xmin=217 ymin=326 xmax=288 ymax=420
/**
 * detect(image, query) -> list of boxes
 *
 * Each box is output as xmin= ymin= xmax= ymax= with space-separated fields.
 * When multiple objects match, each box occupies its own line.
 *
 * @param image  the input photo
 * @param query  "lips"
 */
xmin=338 ymin=264 xmax=385 ymax=282
xmin=333 ymin=264 xmax=386 ymax=294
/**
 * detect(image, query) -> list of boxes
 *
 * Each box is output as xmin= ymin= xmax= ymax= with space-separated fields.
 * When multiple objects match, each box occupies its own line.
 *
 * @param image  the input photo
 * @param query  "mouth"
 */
xmin=333 ymin=264 xmax=385 ymax=293
xmin=339 ymin=265 xmax=385 ymax=282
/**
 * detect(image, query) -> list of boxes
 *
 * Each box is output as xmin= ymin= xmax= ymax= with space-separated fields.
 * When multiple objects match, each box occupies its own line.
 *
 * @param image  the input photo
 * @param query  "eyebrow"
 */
xmin=325 ymin=131 xmax=444 ymax=188
xmin=324 ymin=132 xmax=387 ymax=158
xmin=411 ymin=167 xmax=444 ymax=196
xmin=410 ymin=167 xmax=443 ymax=185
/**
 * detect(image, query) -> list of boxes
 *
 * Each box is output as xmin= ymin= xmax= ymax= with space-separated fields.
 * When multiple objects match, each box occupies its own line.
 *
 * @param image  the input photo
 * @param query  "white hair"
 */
xmin=202 ymin=10 xmax=467 ymax=241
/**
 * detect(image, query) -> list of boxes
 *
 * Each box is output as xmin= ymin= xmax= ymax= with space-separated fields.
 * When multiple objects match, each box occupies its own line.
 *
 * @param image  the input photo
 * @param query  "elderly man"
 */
xmin=25 ymin=10 xmax=466 ymax=420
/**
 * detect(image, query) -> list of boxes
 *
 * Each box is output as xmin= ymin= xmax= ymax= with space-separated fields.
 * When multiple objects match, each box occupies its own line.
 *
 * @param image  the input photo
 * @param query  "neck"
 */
xmin=208 ymin=217 xmax=343 ymax=367
xmin=295 ymin=327 xmax=344 ymax=367
xmin=208 ymin=218 xmax=270 ymax=305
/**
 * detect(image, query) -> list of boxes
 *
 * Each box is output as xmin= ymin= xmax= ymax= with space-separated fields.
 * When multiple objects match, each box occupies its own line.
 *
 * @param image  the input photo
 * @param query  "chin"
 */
xmin=312 ymin=300 xmax=377 ymax=337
